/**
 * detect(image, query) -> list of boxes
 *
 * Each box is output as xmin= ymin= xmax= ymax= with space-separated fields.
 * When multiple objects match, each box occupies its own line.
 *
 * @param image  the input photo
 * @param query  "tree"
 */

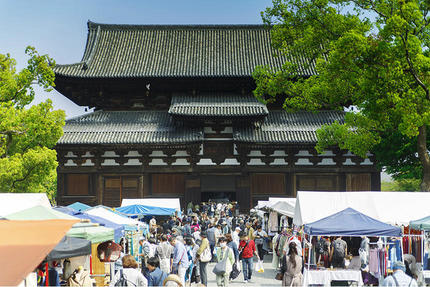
xmin=0 ymin=47 xmax=65 ymax=201
xmin=254 ymin=0 xmax=430 ymax=190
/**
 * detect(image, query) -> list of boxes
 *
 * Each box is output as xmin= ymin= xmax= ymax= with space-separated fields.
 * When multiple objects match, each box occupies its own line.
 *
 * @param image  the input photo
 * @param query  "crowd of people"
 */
xmin=110 ymin=201 xmax=268 ymax=287
xmin=109 ymin=201 xmax=420 ymax=287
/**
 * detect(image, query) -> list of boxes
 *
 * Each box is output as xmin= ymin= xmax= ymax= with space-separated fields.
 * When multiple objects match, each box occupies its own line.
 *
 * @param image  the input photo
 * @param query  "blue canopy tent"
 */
xmin=303 ymin=208 xmax=402 ymax=273
xmin=115 ymin=204 xmax=176 ymax=217
xmin=68 ymin=202 xmax=91 ymax=212
xmin=304 ymin=207 xmax=402 ymax=237
xmin=54 ymin=206 xmax=123 ymax=241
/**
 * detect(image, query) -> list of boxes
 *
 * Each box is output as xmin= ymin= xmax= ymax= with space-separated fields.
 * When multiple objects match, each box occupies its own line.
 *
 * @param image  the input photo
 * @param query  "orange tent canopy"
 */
xmin=0 ymin=219 xmax=78 ymax=286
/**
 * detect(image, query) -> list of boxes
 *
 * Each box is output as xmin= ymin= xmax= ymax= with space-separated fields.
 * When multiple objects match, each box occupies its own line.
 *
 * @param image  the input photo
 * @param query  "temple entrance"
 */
xmin=200 ymin=175 xmax=237 ymax=203
xmin=201 ymin=191 xmax=236 ymax=203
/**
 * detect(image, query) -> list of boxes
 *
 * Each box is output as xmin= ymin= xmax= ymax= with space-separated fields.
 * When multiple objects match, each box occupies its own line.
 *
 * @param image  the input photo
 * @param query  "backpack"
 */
xmin=317 ymin=238 xmax=328 ymax=254
xmin=114 ymin=269 xmax=128 ymax=287
xmin=333 ymin=239 xmax=345 ymax=260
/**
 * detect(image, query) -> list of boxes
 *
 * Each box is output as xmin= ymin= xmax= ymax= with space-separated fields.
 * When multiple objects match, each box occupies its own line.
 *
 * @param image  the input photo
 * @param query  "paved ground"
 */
xmin=205 ymin=254 xmax=280 ymax=287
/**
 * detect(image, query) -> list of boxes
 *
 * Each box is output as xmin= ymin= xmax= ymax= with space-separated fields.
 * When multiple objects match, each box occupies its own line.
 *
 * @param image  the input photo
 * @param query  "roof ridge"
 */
xmin=87 ymin=20 xmax=270 ymax=30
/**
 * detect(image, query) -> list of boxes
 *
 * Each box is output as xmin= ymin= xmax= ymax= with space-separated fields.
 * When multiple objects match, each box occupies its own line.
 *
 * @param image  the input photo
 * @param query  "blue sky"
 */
xmin=1 ymin=0 xmax=273 ymax=118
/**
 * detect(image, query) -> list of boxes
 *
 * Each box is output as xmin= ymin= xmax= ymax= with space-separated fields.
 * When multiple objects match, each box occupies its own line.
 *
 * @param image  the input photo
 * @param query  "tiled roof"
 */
xmin=168 ymin=94 xmax=269 ymax=117
xmin=233 ymin=110 xmax=345 ymax=144
xmin=58 ymin=111 xmax=203 ymax=145
xmin=53 ymin=21 xmax=317 ymax=78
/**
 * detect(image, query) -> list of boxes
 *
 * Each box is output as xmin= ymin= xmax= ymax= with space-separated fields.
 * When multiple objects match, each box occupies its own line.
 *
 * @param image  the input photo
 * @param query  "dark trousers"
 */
xmin=209 ymin=242 xmax=216 ymax=262
xmin=257 ymin=244 xmax=265 ymax=261
xmin=199 ymin=261 xmax=208 ymax=286
xmin=242 ymin=257 xmax=253 ymax=280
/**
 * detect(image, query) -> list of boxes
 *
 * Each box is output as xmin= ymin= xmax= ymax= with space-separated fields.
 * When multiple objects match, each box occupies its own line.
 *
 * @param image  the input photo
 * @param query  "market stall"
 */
xmin=115 ymin=204 xmax=176 ymax=217
xmin=86 ymin=206 xmax=143 ymax=227
xmin=67 ymin=222 xmax=115 ymax=286
xmin=68 ymin=202 xmax=91 ymax=212
xmin=121 ymin=198 xmax=181 ymax=213
xmin=5 ymin=205 xmax=78 ymax=221
xmin=47 ymin=236 xmax=92 ymax=261
xmin=0 ymin=219 xmax=77 ymax=286
xmin=302 ymin=208 xmax=402 ymax=287
xmin=0 ymin=193 xmax=51 ymax=217
xmin=294 ymin=191 xmax=430 ymax=226
xmin=55 ymin=206 xmax=124 ymax=241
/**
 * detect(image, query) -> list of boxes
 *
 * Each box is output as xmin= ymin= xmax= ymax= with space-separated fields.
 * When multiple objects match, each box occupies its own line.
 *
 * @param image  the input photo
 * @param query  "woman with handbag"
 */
xmin=213 ymin=237 xmax=235 ymax=287
xmin=282 ymin=242 xmax=303 ymax=287
xmin=196 ymin=231 xmax=211 ymax=287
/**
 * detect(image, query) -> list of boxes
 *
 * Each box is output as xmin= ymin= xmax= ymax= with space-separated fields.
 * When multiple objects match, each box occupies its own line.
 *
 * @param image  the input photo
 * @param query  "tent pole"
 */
xmin=401 ymin=237 xmax=405 ymax=263
xmin=308 ymin=235 xmax=312 ymax=271
xmin=422 ymin=231 xmax=425 ymax=264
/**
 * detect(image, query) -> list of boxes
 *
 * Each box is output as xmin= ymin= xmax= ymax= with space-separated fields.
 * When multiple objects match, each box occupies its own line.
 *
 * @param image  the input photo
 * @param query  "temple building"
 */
xmin=53 ymin=21 xmax=380 ymax=212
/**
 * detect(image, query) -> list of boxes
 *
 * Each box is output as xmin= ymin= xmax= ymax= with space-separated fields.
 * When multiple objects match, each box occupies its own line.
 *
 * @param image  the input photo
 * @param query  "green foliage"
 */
xmin=255 ymin=0 xmax=430 ymax=182
xmin=381 ymin=179 xmax=421 ymax=191
xmin=0 ymin=47 xmax=65 ymax=201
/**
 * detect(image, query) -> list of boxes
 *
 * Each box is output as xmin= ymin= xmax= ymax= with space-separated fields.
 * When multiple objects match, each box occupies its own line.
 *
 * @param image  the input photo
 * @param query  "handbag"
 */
xmin=275 ymin=272 xmax=284 ymax=281
xmin=212 ymin=249 xmax=229 ymax=275
xmin=229 ymin=262 xmax=241 ymax=280
xmin=200 ymin=246 xmax=212 ymax=263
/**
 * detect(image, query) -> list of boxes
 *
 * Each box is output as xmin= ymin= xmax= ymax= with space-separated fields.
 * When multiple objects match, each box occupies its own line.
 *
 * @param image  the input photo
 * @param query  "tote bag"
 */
xmin=212 ymin=249 xmax=230 ymax=275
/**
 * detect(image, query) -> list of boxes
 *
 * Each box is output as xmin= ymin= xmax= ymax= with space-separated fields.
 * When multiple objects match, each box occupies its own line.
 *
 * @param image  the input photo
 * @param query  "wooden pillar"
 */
xmin=143 ymin=173 xmax=150 ymax=197
xmin=56 ymin=172 xmax=65 ymax=206
xmin=236 ymin=174 xmax=250 ymax=213
xmin=371 ymin=172 xmax=381 ymax=191
xmin=96 ymin=174 xmax=103 ymax=205
xmin=285 ymin=172 xmax=294 ymax=197
xmin=339 ymin=172 xmax=347 ymax=191
xmin=139 ymin=175 xmax=144 ymax=198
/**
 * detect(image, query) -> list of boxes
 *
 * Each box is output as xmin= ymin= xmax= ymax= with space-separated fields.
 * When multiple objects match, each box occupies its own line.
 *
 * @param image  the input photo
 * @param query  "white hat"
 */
xmin=235 ymin=227 xmax=241 ymax=231
xmin=139 ymin=236 xmax=145 ymax=241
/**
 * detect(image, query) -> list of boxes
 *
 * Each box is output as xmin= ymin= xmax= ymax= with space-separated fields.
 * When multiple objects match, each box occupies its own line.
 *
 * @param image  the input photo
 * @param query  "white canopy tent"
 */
xmin=86 ymin=206 xmax=143 ymax=226
xmin=121 ymin=198 xmax=181 ymax=212
xmin=0 ymin=193 xmax=51 ymax=217
xmin=294 ymin=191 xmax=430 ymax=226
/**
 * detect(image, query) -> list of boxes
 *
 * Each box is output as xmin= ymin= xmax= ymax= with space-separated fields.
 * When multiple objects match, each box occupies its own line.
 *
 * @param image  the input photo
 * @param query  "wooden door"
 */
xmin=346 ymin=173 xmax=371 ymax=191
xmin=103 ymin=176 xmax=139 ymax=207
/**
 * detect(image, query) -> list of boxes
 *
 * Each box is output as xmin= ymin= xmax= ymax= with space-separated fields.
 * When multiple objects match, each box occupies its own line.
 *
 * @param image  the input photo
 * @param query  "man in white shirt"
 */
xmin=149 ymin=216 xmax=156 ymax=229
xmin=232 ymin=227 xmax=241 ymax=247
xmin=382 ymin=261 xmax=418 ymax=287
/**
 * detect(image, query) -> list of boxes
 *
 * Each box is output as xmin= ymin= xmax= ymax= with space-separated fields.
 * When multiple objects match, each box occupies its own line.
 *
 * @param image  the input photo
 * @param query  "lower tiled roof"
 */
xmin=168 ymin=94 xmax=268 ymax=117
xmin=233 ymin=110 xmax=345 ymax=144
xmin=58 ymin=111 xmax=203 ymax=145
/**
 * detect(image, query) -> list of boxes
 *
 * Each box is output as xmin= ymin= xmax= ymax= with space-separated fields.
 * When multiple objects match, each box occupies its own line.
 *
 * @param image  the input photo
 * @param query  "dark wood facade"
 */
xmin=54 ymin=22 xmax=380 ymax=212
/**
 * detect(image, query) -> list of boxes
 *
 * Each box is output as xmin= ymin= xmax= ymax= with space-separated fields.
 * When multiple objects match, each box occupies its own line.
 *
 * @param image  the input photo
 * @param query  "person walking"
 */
xmin=232 ymin=227 xmax=240 ymax=247
xmin=253 ymin=225 xmax=268 ymax=262
xmin=282 ymin=242 xmax=303 ymax=287
xmin=169 ymin=236 xmax=190 ymax=287
xmin=214 ymin=237 xmax=235 ymax=287
xmin=156 ymin=235 xmax=173 ymax=274
xmin=146 ymin=256 xmax=168 ymax=287
xmin=196 ymin=231 xmax=211 ymax=287
xmin=238 ymin=233 xmax=259 ymax=283
xmin=109 ymin=255 xmax=148 ymax=287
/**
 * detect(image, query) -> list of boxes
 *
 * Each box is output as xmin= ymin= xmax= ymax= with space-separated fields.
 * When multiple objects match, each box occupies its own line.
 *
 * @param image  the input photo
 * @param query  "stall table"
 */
xmin=303 ymin=269 xmax=363 ymax=287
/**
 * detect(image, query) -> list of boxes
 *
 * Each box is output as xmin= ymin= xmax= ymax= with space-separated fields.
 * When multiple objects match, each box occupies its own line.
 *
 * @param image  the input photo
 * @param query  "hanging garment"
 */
xmin=268 ymin=212 xmax=279 ymax=232
xmin=369 ymin=248 xmax=380 ymax=278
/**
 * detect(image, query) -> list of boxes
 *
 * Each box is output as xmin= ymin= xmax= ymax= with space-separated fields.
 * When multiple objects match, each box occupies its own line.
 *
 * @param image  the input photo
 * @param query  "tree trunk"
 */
xmin=417 ymin=126 xmax=430 ymax=191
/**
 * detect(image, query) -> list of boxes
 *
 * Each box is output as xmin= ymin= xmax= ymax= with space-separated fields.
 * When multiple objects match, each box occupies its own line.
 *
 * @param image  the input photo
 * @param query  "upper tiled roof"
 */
xmin=53 ymin=21 xmax=317 ymax=78
xmin=234 ymin=110 xmax=345 ymax=144
xmin=58 ymin=111 xmax=203 ymax=145
xmin=168 ymin=94 xmax=269 ymax=118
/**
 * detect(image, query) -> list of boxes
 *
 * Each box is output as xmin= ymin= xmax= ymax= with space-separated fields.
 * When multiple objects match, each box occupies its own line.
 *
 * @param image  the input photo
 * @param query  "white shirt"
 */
xmin=232 ymin=231 xmax=240 ymax=247
xmin=149 ymin=218 xmax=156 ymax=226
xmin=109 ymin=268 xmax=148 ymax=287
xmin=382 ymin=270 xmax=417 ymax=287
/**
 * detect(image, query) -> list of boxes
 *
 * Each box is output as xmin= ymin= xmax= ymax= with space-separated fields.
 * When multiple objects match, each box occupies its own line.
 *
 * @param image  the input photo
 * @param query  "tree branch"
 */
xmin=11 ymin=164 xmax=36 ymax=189
xmin=400 ymin=33 xmax=430 ymax=101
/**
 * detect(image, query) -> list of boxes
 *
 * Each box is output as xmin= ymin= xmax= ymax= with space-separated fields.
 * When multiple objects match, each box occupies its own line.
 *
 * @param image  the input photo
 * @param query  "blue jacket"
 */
xmin=148 ymin=268 xmax=167 ymax=287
